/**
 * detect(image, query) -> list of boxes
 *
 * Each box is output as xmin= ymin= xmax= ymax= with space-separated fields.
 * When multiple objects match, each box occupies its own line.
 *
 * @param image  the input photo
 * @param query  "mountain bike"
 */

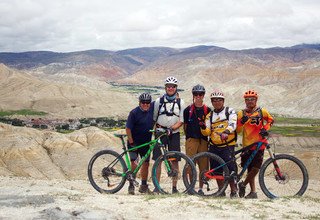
xmin=186 ymin=135 xmax=309 ymax=199
xmin=88 ymin=128 xmax=197 ymax=194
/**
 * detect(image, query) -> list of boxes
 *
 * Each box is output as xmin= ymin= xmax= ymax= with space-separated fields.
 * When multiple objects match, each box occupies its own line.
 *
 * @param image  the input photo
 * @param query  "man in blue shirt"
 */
xmin=126 ymin=93 xmax=154 ymax=194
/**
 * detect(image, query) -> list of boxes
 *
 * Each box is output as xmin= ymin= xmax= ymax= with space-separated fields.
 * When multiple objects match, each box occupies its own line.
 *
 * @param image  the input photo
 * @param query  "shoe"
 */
xmin=128 ymin=185 xmax=135 ymax=195
xmin=238 ymin=181 xmax=246 ymax=198
xmin=172 ymin=187 xmax=179 ymax=194
xmin=245 ymin=192 xmax=258 ymax=199
xmin=138 ymin=184 xmax=151 ymax=194
xmin=230 ymin=191 xmax=238 ymax=198
xmin=198 ymin=189 xmax=205 ymax=196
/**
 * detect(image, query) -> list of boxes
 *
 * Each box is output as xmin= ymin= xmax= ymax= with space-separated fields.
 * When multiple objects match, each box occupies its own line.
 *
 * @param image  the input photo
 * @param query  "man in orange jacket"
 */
xmin=236 ymin=90 xmax=274 ymax=199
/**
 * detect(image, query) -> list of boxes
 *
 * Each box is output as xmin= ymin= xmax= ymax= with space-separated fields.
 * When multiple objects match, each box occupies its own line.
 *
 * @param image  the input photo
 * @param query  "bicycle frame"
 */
xmin=205 ymin=141 xmax=266 ymax=181
xmin=111 ymin=130 xmax=172 ymax=178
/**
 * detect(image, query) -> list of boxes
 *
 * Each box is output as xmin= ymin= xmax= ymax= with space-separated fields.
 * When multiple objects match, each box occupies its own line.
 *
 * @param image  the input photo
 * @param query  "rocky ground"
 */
xmin=0 ymin=176 xmax=320 ymax=219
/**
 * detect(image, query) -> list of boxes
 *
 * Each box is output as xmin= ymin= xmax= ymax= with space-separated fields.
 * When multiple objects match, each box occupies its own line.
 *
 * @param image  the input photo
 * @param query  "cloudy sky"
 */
xmin=1 ymin=0 xmax=320 ymax=52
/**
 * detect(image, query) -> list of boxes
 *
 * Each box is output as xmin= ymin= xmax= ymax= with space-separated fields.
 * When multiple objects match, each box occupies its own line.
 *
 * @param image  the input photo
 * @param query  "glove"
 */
xmin=259 ymin=128 xmax=269 ymax=138
xmin=199 ymin=121 xmax=206 ymax=129
xmin=220 ymin=133 xmax=228 ymax=141
xmin=166 ymin=128 xmax=173 ymax=136
xmin=240 ymin=115 xmax=249 ymax=124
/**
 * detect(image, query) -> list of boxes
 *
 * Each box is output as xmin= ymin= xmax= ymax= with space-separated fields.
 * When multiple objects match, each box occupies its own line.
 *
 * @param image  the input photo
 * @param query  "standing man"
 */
xmin=126 ymin=93 xmax=154 ymax=195
xmin=200 ymin=89 xmax=238 ymax=198
xmin=237 ymin=90 xmax=274 ymax=199
xmin=183 ymin=84 xmax=211 ymax=195
xmin=153 ymin=76 xmax=185 ymax=193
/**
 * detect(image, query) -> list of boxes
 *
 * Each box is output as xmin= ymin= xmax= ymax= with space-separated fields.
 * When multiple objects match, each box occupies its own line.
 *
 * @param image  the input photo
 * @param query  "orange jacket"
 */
xmin=237 ymin=107 xmax=274 ymax=150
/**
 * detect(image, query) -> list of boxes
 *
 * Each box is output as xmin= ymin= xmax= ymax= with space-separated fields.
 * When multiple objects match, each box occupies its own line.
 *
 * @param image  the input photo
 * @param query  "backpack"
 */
xmin=155 ymin=95 xmax=181 ymax=122
xmin=209 ymin=106 xmax=230 ymax=123
xmin=188 ymin=104 xmax=209 ymax=122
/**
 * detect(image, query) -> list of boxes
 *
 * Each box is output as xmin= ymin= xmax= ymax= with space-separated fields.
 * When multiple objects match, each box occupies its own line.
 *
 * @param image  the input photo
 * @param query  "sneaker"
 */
xmin=245 ymin=192 xmax=258 ymax=199
xmin=230 ymin=191 xmax=238 ymax=199
xmin=172 ymin=188 xmax=179 ymax=194
xmin=198 ymin=189 xmax=205 ymax=196
xmin=238 ymin=181 xmax=246 ymax=198
xmin=128 ymin=185 xmax=135 ymax=195
xmin=138 ymin=185 xmax=151 ymax=194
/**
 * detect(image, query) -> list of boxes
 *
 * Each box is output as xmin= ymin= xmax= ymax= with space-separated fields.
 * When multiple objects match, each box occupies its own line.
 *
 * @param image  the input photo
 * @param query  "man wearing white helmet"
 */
xmin=152 ymin=76 xmax=185 ymax=194
xmin=200 ymin=89 xmax=238 ymax=198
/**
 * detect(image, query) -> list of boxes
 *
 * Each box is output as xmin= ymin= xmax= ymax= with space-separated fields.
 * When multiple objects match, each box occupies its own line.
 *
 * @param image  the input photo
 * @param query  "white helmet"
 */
xmin=210 ymin=89 xmax=224 ymax=99
xmin=165 ymin=76 xmax=178 ymax=86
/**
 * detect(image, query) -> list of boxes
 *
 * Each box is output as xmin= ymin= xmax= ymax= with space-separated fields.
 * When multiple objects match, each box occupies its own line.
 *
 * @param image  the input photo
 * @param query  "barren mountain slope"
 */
xmin=0 ymin=64 xmax=137 ymax=118
xmin=119 ymin=49 xmax=320 ymax=118
xmin=0 ymin=123 xmax=319 ymax=181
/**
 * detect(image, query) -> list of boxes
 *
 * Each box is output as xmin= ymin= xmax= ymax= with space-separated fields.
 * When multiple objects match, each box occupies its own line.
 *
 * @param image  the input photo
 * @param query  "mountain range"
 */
xmin=0 ymin=44 xmax=319 ymax=119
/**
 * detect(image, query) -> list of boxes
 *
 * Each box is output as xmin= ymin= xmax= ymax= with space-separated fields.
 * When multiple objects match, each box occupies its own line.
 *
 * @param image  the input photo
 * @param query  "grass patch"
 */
xmin=109 ymin=82 xmax=184 ymax=94
xmin=270 ymin=126 xmax=320 ymax=137
xmin=0 ymin=109 xmax=47 ymax=117
xmin=273 ymin=115 xmax=320 ymax=125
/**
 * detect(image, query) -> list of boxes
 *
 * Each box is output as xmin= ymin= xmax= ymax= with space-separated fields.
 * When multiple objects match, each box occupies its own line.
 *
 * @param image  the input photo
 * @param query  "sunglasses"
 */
xmin=211 ymin=98 xmax=224 ymax=102
xmin=166 ymin=85 xmax=177 ymax=89
xmin=141 ymin=101 xmax=151 ymax=104
xmin=245 ymin=98 xmax=257 ymax=101
xmin=193 ymin=92 xmax=205 ymax=97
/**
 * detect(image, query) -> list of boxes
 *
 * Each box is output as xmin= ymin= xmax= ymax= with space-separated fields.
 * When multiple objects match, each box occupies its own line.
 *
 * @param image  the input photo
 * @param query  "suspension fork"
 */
xmin=266 ymin=145 xmax=284 ymax=180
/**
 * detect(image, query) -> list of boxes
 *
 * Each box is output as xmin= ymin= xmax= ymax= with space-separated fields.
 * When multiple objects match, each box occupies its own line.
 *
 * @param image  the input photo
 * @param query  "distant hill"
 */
xmin=0 ymin=44 xmax=320 ymax=118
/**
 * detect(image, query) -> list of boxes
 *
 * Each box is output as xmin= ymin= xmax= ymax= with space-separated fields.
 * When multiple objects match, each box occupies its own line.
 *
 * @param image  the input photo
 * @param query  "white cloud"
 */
xmin=0 ymin=0 xmax=320 ymax=52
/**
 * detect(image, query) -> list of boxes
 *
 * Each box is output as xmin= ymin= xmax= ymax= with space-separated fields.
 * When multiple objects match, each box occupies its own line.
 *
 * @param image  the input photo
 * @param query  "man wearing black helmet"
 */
xmin=126 ymin=92 xmax=154 ymax=195
xmin=183 ymin=84 xmax=211 ymax=195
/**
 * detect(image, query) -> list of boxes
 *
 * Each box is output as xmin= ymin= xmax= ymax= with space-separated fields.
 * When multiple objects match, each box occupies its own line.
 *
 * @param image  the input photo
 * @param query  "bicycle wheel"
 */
xmin=152 ymin=151 xmax=197 ymax=194
xmin=259 ymin=154 xmax=309 ymax=199
xmin=88 ymin=150 xmax=127 ymax=194
xmin=186 ymin=152 xmax=230 ymax=196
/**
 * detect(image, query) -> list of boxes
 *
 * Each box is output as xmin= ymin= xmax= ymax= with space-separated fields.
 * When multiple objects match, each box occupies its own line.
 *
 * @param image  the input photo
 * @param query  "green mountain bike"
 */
xmin=88 ymin=128 xmax=197 ymax=194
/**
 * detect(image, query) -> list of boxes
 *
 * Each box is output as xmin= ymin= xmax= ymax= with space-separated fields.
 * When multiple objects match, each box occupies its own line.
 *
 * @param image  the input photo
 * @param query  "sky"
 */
xmin=1 ymin=0 xmax=320 ymax=52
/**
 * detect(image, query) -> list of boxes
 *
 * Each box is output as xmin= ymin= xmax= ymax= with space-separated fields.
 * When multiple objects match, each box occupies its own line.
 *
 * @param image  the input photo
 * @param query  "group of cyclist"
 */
xmin=125 ymin=76 xmax=274 ymax=198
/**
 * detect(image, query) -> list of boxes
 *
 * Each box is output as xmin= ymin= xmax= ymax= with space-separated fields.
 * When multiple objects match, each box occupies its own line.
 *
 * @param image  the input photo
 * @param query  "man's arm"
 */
xmin=125 ymin=128 xmax=134 ymax=145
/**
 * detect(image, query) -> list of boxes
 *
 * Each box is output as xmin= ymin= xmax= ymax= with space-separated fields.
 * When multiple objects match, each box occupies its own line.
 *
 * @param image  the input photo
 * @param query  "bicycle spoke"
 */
xmin=259 ymin=154 xmax=308 ymax=198
xmin=88 ymin=150 xmax=127 ymax=194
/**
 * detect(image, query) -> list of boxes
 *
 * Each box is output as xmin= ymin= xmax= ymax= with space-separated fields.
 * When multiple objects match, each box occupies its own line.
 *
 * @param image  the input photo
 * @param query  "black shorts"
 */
xmin=209 ymin=145 xmax=236 ymax=173
xmin=241 ymin=149 xmax=264 ymax=171
xmin=128 ymin=141 xmax=150 ymax=162
xmin=152 ymin=132 xmax=181 ymax=160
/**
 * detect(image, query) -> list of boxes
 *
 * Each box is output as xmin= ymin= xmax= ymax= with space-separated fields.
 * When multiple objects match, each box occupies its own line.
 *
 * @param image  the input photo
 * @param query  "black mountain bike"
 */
xmin=186 ymin=136 xmax=309 ymax=198
xmin=88 ymin=128 xmax=197 ymax=194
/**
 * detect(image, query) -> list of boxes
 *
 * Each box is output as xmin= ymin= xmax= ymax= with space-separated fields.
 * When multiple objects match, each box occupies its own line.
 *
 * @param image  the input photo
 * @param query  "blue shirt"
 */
xmin=126 ymin=103 xmax=154 ymax=145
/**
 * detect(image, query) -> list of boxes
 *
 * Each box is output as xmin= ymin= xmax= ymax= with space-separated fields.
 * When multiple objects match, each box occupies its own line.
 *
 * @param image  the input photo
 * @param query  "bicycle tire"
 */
xmin=259 ymin=154 xmax=309 ymax=199
xmin=186 ymin=152 xmax=230 ymax=197
xmin=88 ymin=150 xmax=127 ymax=194
xmin=152 ymin=151 xmax=197 ymax=194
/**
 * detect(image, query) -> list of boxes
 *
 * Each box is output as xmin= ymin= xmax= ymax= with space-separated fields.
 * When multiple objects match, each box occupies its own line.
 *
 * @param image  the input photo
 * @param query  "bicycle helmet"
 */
xmin=192 ymin=84 xmax=205 ymax=94
xmin=139 ymin=93 xmax=152 ymax=102
xmin=210 ymin=89 xmax=224 ymax=99
xmin=243 ymin=90 xmax=258 ymax=98
xmin=164 ymin=76 xmax=178 ymax=86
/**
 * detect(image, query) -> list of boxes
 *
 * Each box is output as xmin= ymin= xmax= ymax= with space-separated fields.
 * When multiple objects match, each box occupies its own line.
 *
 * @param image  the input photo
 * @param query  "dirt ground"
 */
xmin=0 ymin=175 xmax=319 ymax=220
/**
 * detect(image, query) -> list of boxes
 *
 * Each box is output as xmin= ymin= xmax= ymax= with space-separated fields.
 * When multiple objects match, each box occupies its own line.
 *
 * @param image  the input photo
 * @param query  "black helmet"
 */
xmin=192 ymin=84 xmax=205 ymax=94
xmin=139 ymin=93 xmax=152 ymax=102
